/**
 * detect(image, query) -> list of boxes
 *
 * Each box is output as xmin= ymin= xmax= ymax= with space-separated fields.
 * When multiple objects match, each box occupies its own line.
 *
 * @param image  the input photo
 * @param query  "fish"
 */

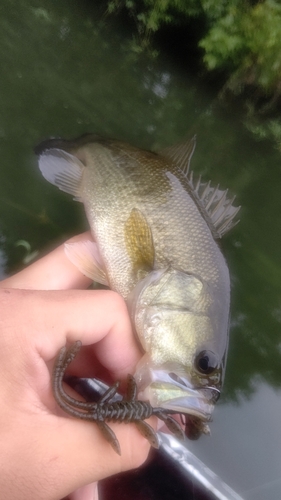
xmin=36 ymin=133 xmax=240 ymax=439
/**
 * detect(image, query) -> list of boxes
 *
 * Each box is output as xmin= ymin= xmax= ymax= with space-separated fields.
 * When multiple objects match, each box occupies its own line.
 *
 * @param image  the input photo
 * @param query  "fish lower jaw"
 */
xmin=138 ymin=386 xmax=214 ymax=421
xmin=135 ymin=363 xmax=215 ymax=420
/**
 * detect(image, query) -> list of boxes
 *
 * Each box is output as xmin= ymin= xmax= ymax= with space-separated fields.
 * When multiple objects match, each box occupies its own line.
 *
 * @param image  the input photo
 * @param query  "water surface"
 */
xmin=1 ymin=1 xmax=281 ymax=498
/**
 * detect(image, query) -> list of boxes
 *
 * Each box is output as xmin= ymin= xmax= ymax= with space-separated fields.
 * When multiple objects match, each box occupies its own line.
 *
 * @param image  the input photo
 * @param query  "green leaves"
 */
xmin=201 ymin=0 xmax=281 ymax=91
xmin=106 ymin=0 xmax=281 ymax=145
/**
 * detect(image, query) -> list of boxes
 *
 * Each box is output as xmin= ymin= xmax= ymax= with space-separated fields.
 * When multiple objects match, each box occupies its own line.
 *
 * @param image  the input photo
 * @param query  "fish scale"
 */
xmin=37 ymin=133 xmax=239 ymax=443
xmin=84 ymin=144 xmax=226 ymax=292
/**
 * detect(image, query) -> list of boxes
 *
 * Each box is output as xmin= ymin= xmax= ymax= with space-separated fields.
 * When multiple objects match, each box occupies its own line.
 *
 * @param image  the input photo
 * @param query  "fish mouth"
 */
xmin=136 ymin=368 xmax=219 ymax=421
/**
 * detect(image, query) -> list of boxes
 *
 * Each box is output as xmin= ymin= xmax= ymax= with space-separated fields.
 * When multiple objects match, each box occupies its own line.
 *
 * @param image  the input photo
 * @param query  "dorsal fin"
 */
xmin=160 ymin=136 xmax=196 ymax=176
xmin=189 ymin=177 xmax=241 ymax=237
xmin=160 ymin=136 xmax=240 ymax=238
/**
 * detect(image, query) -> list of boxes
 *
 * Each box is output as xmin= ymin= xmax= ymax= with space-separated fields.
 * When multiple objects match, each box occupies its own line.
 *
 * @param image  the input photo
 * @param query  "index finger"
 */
xmin=0 ymin=287 xmax=140 ymax=381
xmin=0 ymin=232 xmax=93 ymax=290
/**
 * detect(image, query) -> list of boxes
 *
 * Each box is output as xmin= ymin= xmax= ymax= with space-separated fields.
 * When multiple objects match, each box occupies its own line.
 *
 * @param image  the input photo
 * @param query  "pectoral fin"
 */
xmin=64 ymin=240 xmax=109 ymax=285
xmin=124 ymin=208 xmax=155 ymax=278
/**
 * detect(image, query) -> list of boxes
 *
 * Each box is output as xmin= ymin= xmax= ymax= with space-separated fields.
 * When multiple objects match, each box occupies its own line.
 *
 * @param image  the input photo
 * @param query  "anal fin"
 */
xmin=64 ymin=240 xmax=109 ymax=285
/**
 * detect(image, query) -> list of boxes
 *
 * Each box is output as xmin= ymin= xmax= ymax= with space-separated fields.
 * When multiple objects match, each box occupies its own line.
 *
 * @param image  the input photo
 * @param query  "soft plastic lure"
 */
xmin=52 ymin=341 xmax=184 ymax=455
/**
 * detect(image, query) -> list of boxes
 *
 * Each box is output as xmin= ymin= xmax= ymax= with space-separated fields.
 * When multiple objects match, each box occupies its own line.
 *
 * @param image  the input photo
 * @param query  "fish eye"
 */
xmin=195 ymin=350 xmax=218 ymax=374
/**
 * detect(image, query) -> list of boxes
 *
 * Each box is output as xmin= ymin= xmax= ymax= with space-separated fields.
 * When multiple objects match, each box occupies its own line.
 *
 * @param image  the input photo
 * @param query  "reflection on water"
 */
xmin=0 ymin=0 xmax=281 ymax=496
xmin=188 ymin=382 xmax=281 ymax=498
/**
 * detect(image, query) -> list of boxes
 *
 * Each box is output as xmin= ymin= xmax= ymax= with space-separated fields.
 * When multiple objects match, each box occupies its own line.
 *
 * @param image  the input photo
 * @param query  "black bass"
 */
xmin=36 ymin=134 xmax=240 ymax=438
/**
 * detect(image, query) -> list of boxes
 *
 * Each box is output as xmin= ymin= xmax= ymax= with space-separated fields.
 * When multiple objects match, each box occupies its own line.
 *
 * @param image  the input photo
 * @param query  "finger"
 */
xmin=3 ymin=409 xmax=155 ymax=500
xmin=67 ymin=481 xmax=98 ymax=500
xmin=50 ymin=417 xmax=155 ymax=493
xmin=0 ymin=232 xmax=93 ymax=290
xmin=0 ymin=288 xmax=140 ymax=379
xmin=0 ymin=287 xmax=153 ymax=497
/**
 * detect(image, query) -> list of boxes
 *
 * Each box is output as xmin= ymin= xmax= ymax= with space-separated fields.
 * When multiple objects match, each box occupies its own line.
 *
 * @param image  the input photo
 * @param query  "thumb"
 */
xmin=2 ymin=398 xmax=154 ymax=499
xmin=0 ymin=287 xmax=155 ymax=499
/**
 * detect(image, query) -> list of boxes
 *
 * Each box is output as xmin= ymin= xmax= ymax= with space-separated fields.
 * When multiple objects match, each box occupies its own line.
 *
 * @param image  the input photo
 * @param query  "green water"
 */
xmin=1 ymin=1 xmax=281 ymax=498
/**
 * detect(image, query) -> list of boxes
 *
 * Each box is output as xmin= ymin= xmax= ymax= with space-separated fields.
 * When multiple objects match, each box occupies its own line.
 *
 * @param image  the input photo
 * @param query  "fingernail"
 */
xmin=156 ymin=419 xmax=165 ymax=431
xmin=93 ymin=482 xmax=99 ymax=500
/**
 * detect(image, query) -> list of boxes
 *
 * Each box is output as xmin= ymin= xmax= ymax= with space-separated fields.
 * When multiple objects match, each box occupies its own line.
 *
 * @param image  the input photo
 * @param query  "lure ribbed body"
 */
xmin=84 ymin=401 xmax=154 ymax=422
xmin=53 ymin=341 xmax=184 ymax=454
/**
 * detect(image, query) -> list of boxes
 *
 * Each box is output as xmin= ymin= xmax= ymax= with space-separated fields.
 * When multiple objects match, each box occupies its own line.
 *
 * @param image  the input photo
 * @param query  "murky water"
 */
xmin=1 ymin=1 xmax=281 ymax=498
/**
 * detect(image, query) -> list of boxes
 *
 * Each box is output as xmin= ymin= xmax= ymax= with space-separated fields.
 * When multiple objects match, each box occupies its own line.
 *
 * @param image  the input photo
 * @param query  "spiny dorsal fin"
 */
xmin=160 ymin=136 xmax=240 ymax=238
xmin=160 ymin=135 xmax=196 ymax=176
xmin=189 ymin=176 xmax=241 ymax=237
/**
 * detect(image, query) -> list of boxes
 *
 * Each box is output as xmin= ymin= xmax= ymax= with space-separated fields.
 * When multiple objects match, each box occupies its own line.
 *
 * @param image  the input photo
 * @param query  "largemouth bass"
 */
xmin=36 ymin=134 xmax=240 ymax=439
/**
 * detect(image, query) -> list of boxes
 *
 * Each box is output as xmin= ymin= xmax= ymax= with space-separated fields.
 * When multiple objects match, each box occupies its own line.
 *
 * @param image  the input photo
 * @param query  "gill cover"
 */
xmin=128 ymin=267 xmax=215 ymax=367
xmin=127 ymin=267 xmax=226 ymax=419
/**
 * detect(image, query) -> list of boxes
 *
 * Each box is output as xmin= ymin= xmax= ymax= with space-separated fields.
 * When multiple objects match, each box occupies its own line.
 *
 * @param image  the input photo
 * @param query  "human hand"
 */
xmin=0 ymin=233 xmax=155 ymax=500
